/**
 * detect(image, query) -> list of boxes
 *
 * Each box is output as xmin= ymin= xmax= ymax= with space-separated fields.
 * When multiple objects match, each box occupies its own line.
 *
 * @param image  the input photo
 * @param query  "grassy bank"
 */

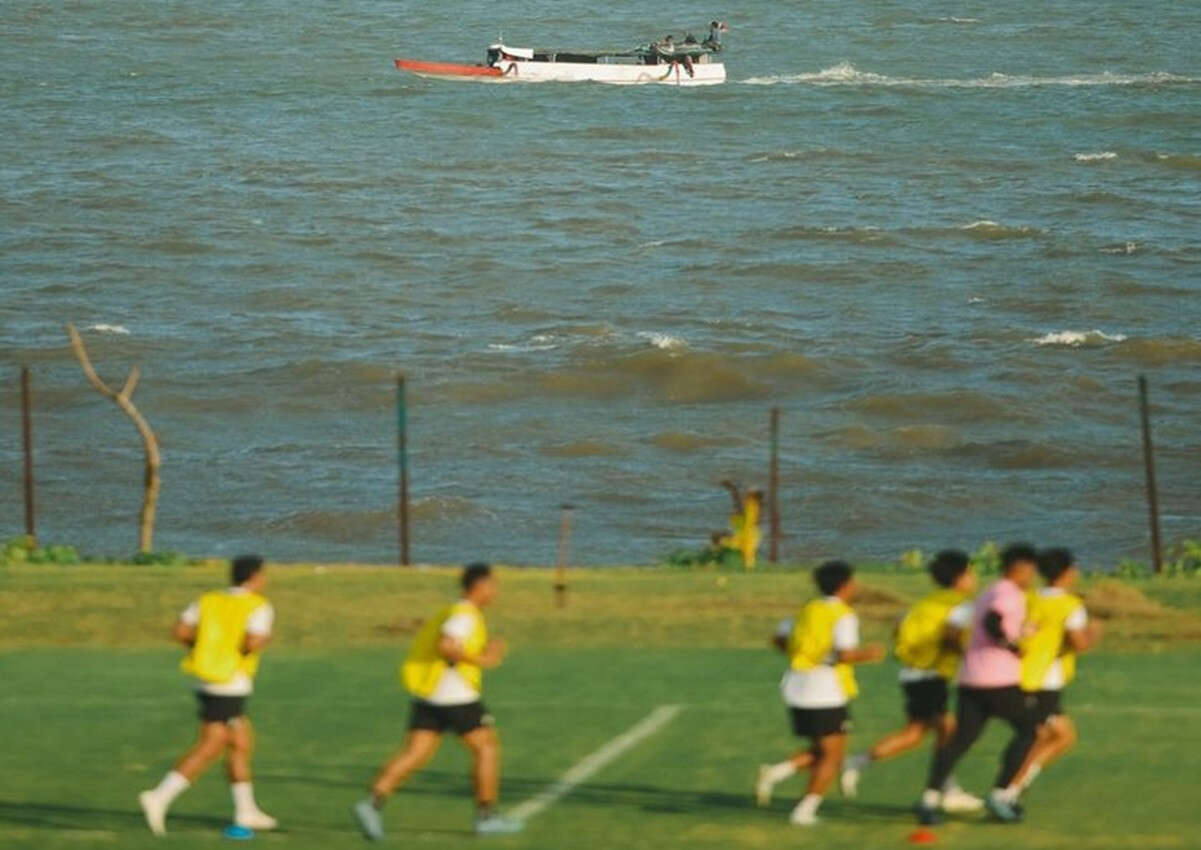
xmin=1 ymin=565 xmax=1199 ymax=849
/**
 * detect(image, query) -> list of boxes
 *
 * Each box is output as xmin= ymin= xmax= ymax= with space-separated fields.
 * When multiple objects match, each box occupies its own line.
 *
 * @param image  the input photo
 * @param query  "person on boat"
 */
xmin=704 ymin=20 xmax=727 ymax=51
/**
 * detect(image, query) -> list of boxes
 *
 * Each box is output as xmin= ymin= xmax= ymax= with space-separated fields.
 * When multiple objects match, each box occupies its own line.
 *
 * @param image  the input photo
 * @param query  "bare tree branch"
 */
xmin=66 ymin=323 xmax=162 ymax=554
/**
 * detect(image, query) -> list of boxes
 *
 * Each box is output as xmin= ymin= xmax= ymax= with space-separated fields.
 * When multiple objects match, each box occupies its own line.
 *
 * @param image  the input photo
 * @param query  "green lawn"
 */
xmin=0 ymin=566 xmax=1198 ymax=848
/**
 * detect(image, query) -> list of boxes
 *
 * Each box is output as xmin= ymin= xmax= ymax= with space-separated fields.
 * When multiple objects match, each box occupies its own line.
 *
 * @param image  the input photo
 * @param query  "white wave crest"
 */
xmin=637 ymin=331 xmax=688 ymax=352
xmin=1034 ymin=330 xmax=1128 ymax=347
xmin=741 ymin=64 xmax=1200 ymax=88
xmin=87 ymin=323 xmax=131 ymax=335
xmin=1100 ymin=242 xmax=1139 ymax=255
xmin=1074 ymin=151 xmax=1118 ymax=162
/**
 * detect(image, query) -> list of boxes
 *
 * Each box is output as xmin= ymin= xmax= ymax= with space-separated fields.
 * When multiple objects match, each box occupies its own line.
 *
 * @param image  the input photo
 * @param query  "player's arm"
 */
xmin=174 ymin=601 xmax=199 ymax=647
xmin=833 ymin=614 xmax=885 ymax=664
xmin=720 ymin=479 xmax=744 ymax=513
xmin=437 ymin=634 xmax=507 ymax=669
xmin=771 ymin=617 xmax=792 ymax=653
xmin=1064 ymin=607 xmax=1100 ymax=652
xmin=942 ymin=603 xmax=973 ymax=652
xmin=173 ymin=621 xmax=197 ymax=647
xmin=983 ymin=609 xmax=1022 ymax=654
xmin=241 ymin=603 xmax=274 ymax=654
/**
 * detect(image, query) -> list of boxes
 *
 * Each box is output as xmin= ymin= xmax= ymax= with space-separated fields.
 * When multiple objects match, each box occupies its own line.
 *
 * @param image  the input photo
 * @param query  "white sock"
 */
xmin=795 ymin=793 xmax=822 ymax=820
xmin=764 ymin=761 xmax=798 ymax=784
xmin=1018 ymin=763 xmax=1042 ymax=792
xmin=921 ymin=789 xmax=942 ymax=809
xmin=992 ymin=786 xmax=1019 ymax=804
xmin=231 ymin=782 xmax=258 ymax=817
xmin=151 ymin=771 xmax=190 ymax=807
xmin=847 ymin=752 xmax=872 ymax=772
xmin=942 ymin=774 xmax=963 ymax=793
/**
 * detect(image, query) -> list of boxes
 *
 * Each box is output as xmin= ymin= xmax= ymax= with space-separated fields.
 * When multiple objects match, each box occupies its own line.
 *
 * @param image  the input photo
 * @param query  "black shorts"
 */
xmin=789 ymin=706 xmax=851 ymax=739
xmin=196 ymin=693 xmax=247 ymax=724
xmin=1031 ymin=690 xmax=1064 ymax=724
xmin=903 ymin=678 xmax=950 ymax=722
xmin=957 ymin=685 xmax=1039 ymax=726
xmin=409 ymin=700 xmax=493 ymax=736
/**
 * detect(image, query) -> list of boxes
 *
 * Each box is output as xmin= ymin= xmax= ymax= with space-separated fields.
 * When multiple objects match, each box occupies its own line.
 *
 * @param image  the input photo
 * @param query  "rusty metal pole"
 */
xmin=768 ymin=406 xmax=780 ymax=563
xmin=555 ymin=504 xmax=574 ymax=607
xmin=20 ymin=366 xmax=35 ymax=544
xmin=1138 ymin=375 xmax=1164 ymax=574
xmin=397 ymin=374 xmax=410 ymax=566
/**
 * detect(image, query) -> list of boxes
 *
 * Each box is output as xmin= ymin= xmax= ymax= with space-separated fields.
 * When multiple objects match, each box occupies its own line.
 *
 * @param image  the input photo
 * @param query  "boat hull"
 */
xmin=394 ymin=57 xmax=725 ymax=86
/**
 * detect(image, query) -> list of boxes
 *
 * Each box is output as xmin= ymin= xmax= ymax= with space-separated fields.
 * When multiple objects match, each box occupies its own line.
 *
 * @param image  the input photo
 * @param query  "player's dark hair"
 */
xmin=1037 ymin=548 xmax=1076 ymax=583
xmin=462 ymin=562 xmax=492 ymax=592
xmin=1001 ymin=542 xmax=1038 ymax=572
xmin=814 ymin=560 xmax=854 ymax=596
xmin=928 ymin=549 xmax=970 ymax=588
xmin=231 ymin=555 xmax=264 ymax=586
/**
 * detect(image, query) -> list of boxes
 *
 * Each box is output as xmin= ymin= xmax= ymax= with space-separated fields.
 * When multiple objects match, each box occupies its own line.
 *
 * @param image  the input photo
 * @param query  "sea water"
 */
xmin=1 ymin=0 xmax=1198 ymax=565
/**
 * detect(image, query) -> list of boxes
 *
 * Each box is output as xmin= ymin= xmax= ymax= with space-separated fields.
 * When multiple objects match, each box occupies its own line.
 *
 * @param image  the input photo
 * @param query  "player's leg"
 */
xmin=919 ymin=686 xmax=987 ymax=823
xmin=354 ymin=728 xmax=442 ymax=841
xmin=1010 ymin=695 xmax=1075 ymax=795
xmin=226 ymin=716 xmax=277 ymax=830
xmin=841 ymin=720 xmax=926 ymax=797
xmin=791 ymin=728 xmax=846 ymax=826
xmin=139 ymin=716 xmax=229 ymax=835
xmin=459 ymin=706 xmax=521 ymax=835
xmin=757 ymin=707 xmax=820 ymax=806
xmin=372 ymin=729 xmax=443 ymax=800
xmin=934 ymin=709 xmax=983 ymax=812
xmin=985 ymin=687 xmax=1037 ymax=822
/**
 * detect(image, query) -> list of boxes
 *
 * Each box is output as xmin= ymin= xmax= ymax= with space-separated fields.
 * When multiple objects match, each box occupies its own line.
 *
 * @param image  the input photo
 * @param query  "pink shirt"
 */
xmin=959 ymin=578 xmax=1027 ymax=688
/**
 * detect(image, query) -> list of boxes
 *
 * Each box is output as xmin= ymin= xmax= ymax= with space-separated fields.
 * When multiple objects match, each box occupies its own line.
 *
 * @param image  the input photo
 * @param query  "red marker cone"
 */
xmin=908 ymin=827 xmax=938 ymax=844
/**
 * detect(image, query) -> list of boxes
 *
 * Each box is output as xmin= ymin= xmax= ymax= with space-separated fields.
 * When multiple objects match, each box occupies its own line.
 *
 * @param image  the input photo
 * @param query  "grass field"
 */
xmin=1 ymin=565 xmax=1199 ymax=849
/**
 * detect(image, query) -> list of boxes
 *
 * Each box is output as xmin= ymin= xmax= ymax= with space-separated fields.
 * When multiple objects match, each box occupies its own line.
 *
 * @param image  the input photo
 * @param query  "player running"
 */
xmin=353 ymin=563 xmax=522 ymax=839
xmin=1004 ymin=547 xmax=1101 ymax=801
xmin=138 ymin=555 xmax=278 ymax=836
xmin=915 ymin=543 xmax=1040 ymax=825
xmin=755 ymin=560 xmax=885 ymax=826
xmin=841 ymin=550 xmax=983 ymax=813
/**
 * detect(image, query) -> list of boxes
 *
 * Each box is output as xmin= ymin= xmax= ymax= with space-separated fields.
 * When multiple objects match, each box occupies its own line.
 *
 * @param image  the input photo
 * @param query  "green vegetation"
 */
xmin=0 ymin=565 xmax=1198 ymax=849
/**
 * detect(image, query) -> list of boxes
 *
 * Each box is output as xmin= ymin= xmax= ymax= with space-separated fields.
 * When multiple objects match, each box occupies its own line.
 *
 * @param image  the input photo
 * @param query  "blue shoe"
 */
xmin=915 ymin=804 xmax=945 ymax=826
xmin=475 ymin=814 xmax=524 ymax=836
xmin=985 ymin=792 xmax=1022 ymax=823
xmin=353 ymin=799 xmax=385 ymax=841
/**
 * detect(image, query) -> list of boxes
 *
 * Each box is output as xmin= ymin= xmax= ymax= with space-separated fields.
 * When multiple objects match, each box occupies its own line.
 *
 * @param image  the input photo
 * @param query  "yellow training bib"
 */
xmin=180 ymin=590 xmax=269 ymax=684
xmin=789 ymin=597 xmax=858 ymax=700
xmin=1020 ymin=591 xmax=1084 ymax=692
xmin=401 ymin=601 xmax=487 ymax=698
xmin=894 ymin=588 xmax=971 ymax=679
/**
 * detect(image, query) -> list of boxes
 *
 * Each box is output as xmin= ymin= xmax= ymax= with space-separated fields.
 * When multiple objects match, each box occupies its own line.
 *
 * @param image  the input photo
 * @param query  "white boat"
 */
xmin=395 ymin=31 xmax=727 ymax=87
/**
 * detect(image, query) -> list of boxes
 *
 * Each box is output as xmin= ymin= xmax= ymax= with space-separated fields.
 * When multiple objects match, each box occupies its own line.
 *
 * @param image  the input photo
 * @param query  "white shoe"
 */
xmin=236 ymin=810 xmax=279 ymax=830
xmin=755 ymin=766 xmax=774 ymax=807
xmin=840 ymin=766 xmax=860 ymax=798
xmin=353 ymin=799 xmax=385 ymax=842
xmin=138 ymin=791 xmax=167 ymax=836
xmin=789 ymin=808 xmax=819 ymax=826
xmin=942 ymin=787 xmax=985 ymax=813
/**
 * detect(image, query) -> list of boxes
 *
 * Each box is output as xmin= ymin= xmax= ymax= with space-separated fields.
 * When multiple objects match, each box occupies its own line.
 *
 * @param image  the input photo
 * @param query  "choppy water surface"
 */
xmin=2 ymin=0 xmax=1199 ymax=565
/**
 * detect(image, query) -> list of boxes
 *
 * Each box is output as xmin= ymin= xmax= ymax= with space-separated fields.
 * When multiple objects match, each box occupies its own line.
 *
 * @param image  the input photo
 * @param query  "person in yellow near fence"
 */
xmin=720 ymin=479 xmax=763 ymax=568
xmin=1001 ymin=547 xmax=1101 ymax=804
xmin=755 ymin=561 xmax=885 ymax=826
xmin=839 ymin=550 xmax=984 ymax=812
xmin=353 ymin=563 xmax=522 ymax=840
xmin=138 ymin=555 xmax=277 ymax=836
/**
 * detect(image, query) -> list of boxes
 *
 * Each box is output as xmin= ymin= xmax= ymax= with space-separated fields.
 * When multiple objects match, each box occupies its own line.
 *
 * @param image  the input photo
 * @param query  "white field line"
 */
xmin=507 ymin=704 xmax=683 ymax=823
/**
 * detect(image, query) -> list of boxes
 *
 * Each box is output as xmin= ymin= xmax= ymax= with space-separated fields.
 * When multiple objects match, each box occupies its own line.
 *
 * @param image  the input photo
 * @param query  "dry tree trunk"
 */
xmin=66 ymin=323 xmax=162 ymax=554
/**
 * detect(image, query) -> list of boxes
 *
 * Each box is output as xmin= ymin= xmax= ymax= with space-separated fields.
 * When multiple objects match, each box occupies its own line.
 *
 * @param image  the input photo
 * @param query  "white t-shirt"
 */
xmin=425 ymin=610 xmax=482 ymax=706
xmin=180 ymin=587 xmax=274 ymax=697
xmin=898 ymin=601 xmax=974 ymax=683
xmin=1039 ymin=588 xmax=1088 ymax=691
xmin=778 ymin=599 xmax=860 ymax=709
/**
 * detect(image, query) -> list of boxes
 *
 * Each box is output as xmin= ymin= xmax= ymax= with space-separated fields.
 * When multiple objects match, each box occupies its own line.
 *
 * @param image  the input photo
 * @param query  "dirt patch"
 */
xmin=1085 ymin=580 xmax=1169 ymax=620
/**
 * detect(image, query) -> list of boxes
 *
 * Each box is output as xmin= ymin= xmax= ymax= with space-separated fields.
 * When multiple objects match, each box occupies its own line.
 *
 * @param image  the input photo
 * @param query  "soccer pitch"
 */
xmin=1 ymin=566 xmax=1198 ymax=849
